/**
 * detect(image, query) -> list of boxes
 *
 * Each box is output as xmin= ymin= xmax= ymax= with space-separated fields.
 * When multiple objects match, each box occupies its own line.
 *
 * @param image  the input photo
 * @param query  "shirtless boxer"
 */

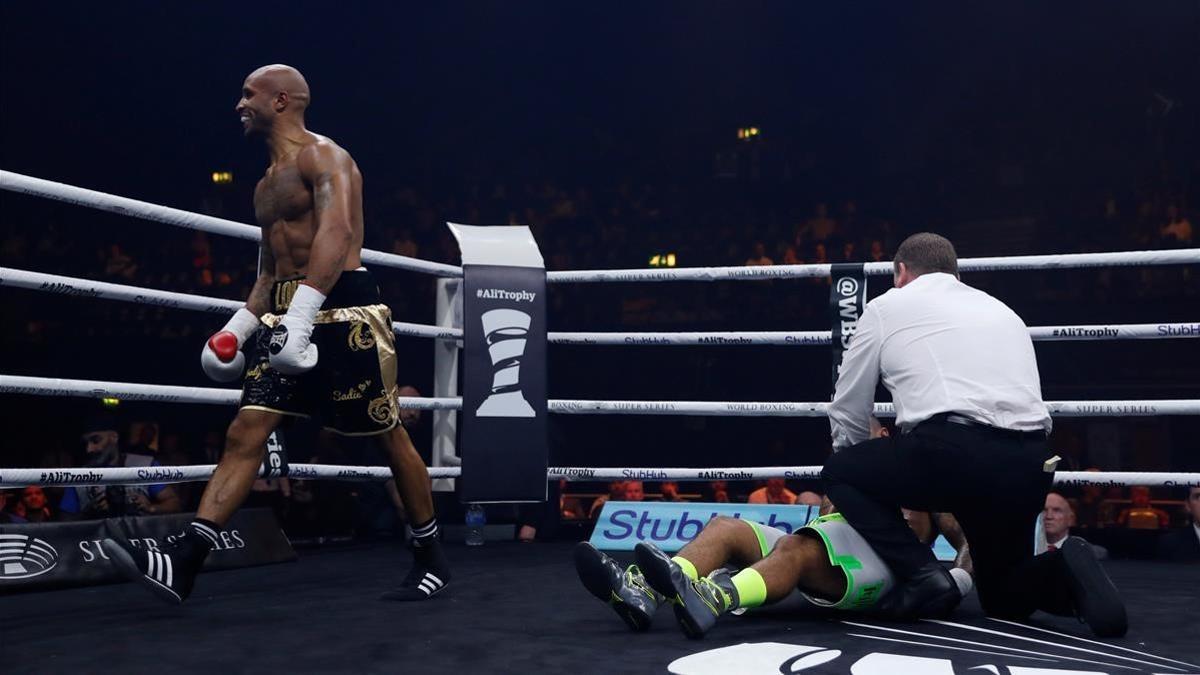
xmin=104 ymin=65 xmax=448 ymax=604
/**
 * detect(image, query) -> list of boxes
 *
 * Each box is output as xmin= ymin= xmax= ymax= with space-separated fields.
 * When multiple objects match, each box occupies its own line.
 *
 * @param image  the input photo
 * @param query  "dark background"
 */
xmin=2 ymin=2 xmax=1197 ymax=480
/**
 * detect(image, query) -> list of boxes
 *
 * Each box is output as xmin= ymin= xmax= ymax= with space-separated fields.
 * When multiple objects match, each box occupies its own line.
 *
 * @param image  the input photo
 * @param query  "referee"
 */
xmin=822 ymin=233 xmax=1127 ymax=637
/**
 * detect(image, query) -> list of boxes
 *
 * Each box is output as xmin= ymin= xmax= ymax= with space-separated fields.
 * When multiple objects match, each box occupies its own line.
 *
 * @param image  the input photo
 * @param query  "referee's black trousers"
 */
xmin=822 ymin=417 xmax=1074 ymax=619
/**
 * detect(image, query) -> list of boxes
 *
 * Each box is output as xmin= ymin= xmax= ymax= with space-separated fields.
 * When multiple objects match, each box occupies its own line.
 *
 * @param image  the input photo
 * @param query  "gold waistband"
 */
xmin=261 ymin=304 xmax=390 ymax=326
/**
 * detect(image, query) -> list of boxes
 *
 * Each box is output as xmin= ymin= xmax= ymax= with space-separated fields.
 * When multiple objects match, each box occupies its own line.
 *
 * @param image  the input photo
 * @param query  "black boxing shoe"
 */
xmin=103 ymin=536 xmax=200 ymax=606
xmin=573 ymin=542 xmax=663 ymax=631
xmin=635 ymin=542 xmax=737 ymax=639
xmin=1061 ymin=536 xmax=1127 ymax=638
xmin=874 ymin=562 xmax=962 ymax=621
xmin=381 ymin=539 xmax=451 ymax=601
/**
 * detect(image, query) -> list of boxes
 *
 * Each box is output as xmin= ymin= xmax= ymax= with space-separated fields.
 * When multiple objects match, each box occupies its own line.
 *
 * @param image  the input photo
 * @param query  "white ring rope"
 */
xmin=2 ymin=375 xmax=1198 ymax=418
xmin=0 ymin=464 xmax=1194 ymax=489
xmin=547 ymin=249 xmax=1200 ymax=283
xmin=4 ymin=170 xmax=1198 ymax=284
xmin=0 ymin=170 xmax=462 ymax=278
xmin=4 ymin=267 xmax=1196 ymax=345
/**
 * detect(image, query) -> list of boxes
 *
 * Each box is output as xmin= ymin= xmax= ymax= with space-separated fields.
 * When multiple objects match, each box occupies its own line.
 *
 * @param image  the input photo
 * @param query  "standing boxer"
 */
xmin=105 ymin=65 xmax=448 ymax=604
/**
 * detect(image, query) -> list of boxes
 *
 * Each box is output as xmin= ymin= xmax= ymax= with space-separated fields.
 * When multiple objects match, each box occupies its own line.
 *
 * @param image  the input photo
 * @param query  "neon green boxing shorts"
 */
xmin=743 ymin=513 xmax=895 ymax=611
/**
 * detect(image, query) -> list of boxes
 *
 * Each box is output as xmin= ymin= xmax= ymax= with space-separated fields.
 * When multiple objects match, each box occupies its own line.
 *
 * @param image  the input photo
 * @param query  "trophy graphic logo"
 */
xmin=475 ymin=308 xmax=536 ymax=417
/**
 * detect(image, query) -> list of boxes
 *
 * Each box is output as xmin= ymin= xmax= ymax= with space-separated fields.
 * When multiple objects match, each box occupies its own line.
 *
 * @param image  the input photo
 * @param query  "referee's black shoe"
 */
xmin=874 ymin=562 xmax=962 ymax=621
xmin=1061 ymin=536 xmax=1127 ymax=638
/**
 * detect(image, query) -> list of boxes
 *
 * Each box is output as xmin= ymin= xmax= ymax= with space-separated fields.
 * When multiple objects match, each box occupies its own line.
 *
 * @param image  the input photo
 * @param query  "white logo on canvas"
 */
xmin=0 ymin=534 xmax=60 ymax=580
xmin=476 ymin=308 xmax=535 ymax=417
xmin=669 ymin=636 xmax=1195 ymax=674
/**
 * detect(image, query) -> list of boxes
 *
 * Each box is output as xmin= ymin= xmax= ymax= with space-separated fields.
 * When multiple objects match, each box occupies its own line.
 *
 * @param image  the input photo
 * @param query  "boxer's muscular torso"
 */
xmin=253 ymin=133 xmax=364 ymax=278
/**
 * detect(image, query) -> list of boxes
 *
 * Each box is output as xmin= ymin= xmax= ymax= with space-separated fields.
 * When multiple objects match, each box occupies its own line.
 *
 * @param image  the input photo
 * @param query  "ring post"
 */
xmin=829 ymin=263 xmax=868 ymax=385
xmin=448 ymin=223 xmax=548 ymax=503
xmin=431 ymin=277 xmax=463 ymax=492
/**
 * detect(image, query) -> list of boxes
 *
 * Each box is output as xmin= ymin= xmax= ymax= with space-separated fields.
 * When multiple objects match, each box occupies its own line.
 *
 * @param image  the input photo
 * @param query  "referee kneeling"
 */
xmin=823 ymin=233 xmax=1126 ymax=637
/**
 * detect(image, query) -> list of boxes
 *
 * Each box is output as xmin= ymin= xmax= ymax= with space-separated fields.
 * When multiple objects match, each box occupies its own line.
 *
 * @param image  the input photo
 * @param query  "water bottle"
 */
xmin=465 ymin=503 xmax=486 ymax=546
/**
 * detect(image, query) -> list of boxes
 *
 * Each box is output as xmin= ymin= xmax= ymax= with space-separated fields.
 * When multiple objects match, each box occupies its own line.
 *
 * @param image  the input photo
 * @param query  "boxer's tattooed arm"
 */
xmin=245 ymin=237 xmax=276 ymax=316
xmin=298 ymin=143 xmax=355 ymax=294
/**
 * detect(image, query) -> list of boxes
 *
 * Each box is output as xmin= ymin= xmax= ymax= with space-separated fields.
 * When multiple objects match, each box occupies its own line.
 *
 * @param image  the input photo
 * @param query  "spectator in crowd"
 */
xmin=624 ymin=481 xmax=646 ymax=502
xmin=561 ymin=480 xmax=586 ymax=520
xmin=658 ymin=481 xmax=687 ymax=503
xmin=589 ymin=481 xmax=627 ymax=519
xmin=0 ymin=489 xmax=20 ymax=523
xmin=1117 ymin=486 xmax=1170 ymax=529
xmin=704 ymin=481 xmax=731 ymax=503
xmin=1042 ymin=492 xmax=1108 ymax=559
xmin=802 ymin=202 xmax=837 ymax=244
xmin=796 ymin=490 xmax=823 ymax=506
xmin=1074 ymin=474 xmax=1116 ymax=529
xmin=1156 ymin=487 xmax=1200 ymax=562
xmin=10 ymin=487 xmax=54 ymax=523
xmin=1160 ymin=204 xmax=1193 ymax=245
xmin=748 ymin=478 xmax=798 ymax=505
xmin=392 ymin=229 xmax=419 ymax=258
xmin=397 ymin=385 xmax=424 ymax=428
xmin=126 ymin=422 xmax=159 ymax=456
xmin=59 ymin=414 xmax=182 ymax=520
xmin=102 ymin=243 xmax=137 ymax=281
xmin=780 ymin=246 xmax=801 ymax=265
xmin=869 ymin=239 xmax=886 ymax=262
xmin=811 ymin=242 xmax=829 ymax=264
xmin=745 ymin=242 xmax=774 ymax=266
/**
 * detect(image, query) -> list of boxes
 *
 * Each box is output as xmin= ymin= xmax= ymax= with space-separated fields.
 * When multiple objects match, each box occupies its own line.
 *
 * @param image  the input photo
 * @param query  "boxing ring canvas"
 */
xmin=5 ymin=541 xmax=1198 ymax=673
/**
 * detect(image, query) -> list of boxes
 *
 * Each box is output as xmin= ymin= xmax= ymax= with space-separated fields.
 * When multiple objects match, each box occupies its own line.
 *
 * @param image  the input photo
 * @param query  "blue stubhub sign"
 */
xmin=590 ymin=501 xmax=954 ymax=561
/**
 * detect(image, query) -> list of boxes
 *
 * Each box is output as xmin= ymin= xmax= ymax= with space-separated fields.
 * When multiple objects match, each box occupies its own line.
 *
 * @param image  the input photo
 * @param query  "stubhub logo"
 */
xmin=590 ymin=502 xmax=820 ymax=552
xmin=590 ymin=502 xmax=956 ymax=558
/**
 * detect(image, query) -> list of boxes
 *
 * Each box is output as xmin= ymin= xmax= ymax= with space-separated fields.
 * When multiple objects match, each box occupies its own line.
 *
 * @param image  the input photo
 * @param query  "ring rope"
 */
xmin=546 ymin=248 xmax=1200 ymax=283
xmin=4 ymin=267 xmax=1195 ymax=345
xmin=0 ymin=170 xmax=462 ymax=278
xmin=3 ymin=375 xmax=1198 ymax=418
xmin=4 ymin=170 xmax=1198 ymax=284
xmin=1 ymin=464 xmax=1194 ymax=489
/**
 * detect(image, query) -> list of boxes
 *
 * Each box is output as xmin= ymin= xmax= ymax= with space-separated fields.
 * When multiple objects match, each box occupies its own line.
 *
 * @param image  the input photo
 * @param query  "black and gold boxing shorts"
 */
xmin=240 ymin=269 xmax=399 ymax=436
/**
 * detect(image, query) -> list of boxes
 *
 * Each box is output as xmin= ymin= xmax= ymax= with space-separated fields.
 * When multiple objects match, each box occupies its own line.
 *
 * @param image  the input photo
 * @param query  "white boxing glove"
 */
xmin=200 ymin=308 xmax=261 ymax=382
xmin=268 ymin=283 xmax=325 ymax=375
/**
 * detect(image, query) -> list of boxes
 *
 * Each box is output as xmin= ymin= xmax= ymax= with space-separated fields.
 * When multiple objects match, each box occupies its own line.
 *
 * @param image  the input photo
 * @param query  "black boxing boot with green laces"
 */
xmin=635 ymin=542 xmax=739 ymax=639
xmin=573 ymin=542 xmax=664 ymax=631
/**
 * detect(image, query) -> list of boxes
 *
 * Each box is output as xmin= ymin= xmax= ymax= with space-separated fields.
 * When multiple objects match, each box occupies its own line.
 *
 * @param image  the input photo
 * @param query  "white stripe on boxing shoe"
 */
xmin=191 ymin=522 xmax=221 ymax=547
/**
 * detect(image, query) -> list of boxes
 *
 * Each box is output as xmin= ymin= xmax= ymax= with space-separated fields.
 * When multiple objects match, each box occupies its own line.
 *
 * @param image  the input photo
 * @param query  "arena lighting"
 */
xmin=648 ymin=253 xmax=677 ymax=267
xmin=736 ymin=126 xmax=761 ymax=141
xmin=100 ymin=397 xmax=120 ymax=408
xmin=210 ymin=171 xmax=233 ymax=185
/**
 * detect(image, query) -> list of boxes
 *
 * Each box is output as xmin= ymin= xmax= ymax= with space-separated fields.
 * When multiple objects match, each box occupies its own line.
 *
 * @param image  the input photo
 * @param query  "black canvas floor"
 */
xmin=4 ymin=541 xmax=1198 ymax=674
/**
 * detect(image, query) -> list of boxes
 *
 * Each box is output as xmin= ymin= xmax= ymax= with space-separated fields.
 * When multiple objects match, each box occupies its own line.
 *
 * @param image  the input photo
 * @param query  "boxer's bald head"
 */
xmin=236 ymin=64 xmax=311 ymax=137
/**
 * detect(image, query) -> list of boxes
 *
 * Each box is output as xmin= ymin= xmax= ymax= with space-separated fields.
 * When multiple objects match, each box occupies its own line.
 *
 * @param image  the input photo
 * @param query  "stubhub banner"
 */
xmin=590 ymin=501 xmax=954 ymax=560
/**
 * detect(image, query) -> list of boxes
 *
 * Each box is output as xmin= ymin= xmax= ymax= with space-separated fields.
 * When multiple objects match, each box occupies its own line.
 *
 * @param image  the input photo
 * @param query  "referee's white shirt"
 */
xmin=829 ymin=272 xmax=1051 ymax=450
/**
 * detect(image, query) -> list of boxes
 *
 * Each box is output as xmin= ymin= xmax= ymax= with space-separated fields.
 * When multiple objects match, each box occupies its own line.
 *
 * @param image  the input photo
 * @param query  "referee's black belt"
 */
xmin=917 ymin=413 xmax=1048 ymax=440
